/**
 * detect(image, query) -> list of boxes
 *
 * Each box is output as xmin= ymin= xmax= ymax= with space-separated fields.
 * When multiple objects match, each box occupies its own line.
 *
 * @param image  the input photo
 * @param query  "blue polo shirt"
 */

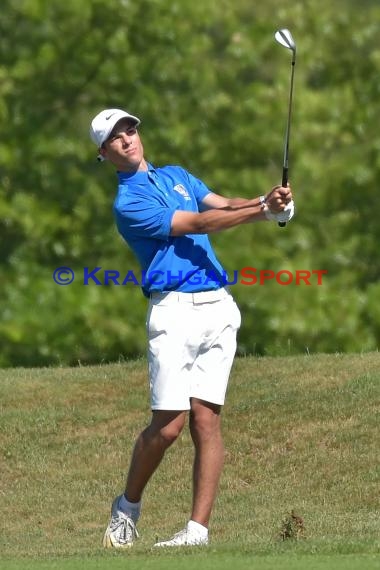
xmin=113 ymin=163 xmax=227 ymax=296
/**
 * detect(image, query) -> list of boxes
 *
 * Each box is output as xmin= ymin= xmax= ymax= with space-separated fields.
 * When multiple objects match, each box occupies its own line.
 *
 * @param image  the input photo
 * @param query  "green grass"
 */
xmin=0 ymin=353 xmax=379 ymax=569
xmin=2 ymin=552 xmax=380 ymax=570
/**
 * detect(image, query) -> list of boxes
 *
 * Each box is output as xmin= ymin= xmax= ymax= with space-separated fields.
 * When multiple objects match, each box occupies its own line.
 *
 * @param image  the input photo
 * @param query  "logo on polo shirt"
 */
xmin=173 ymin=184 xmax=191 ymax=200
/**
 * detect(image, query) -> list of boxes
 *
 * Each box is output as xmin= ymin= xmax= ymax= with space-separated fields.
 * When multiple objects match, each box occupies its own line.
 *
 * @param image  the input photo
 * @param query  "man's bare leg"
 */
xmin=189 ymin=398 xmax=224 ymax=527
xmin=125 ymin=410 xmax=187 ymax=502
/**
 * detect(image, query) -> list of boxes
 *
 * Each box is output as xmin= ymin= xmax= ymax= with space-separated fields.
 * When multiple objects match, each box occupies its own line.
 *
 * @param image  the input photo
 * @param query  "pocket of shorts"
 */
xmin=232 ymin=301 xmax=242 ymax=330
xmin=146 ymin=304 xmax=156 ymax=332
xmin=146 ymin=304 xmax=166 ymax=336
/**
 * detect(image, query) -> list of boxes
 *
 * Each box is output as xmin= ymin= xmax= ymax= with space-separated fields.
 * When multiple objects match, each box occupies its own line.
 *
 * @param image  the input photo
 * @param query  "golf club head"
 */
xmin=275 ymin=29 xmax=296 ymax=54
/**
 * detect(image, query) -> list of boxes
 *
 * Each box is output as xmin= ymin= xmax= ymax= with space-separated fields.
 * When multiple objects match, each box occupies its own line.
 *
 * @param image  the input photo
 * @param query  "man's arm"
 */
xmin=170 ymin=185 xmax=292 ymax=236
xmin=201 ymin=193 xmax=258 ymax=210
xmin=171 ymin=201 xmax=265 ymax=236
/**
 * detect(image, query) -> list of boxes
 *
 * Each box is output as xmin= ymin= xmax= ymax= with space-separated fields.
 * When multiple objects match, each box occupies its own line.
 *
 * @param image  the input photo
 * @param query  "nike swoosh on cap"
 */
xmin=106 ymin=113 xmax=116 ymax=120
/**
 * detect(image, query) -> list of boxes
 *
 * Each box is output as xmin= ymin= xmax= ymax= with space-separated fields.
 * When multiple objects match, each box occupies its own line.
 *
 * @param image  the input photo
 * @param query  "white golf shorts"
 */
xmin=146 ymin=287 xmax=241 ymax=410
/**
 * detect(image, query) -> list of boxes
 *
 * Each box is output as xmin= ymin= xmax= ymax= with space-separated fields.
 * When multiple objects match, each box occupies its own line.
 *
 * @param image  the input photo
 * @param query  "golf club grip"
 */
xmin=278 ymin=167 xmax=288 ymax=227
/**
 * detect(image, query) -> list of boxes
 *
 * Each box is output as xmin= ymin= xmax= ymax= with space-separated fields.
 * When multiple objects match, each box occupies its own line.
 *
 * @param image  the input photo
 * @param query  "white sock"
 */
xmin=187 ymin=520 xmax=208 ymax=538
xmin=118 ymin=494 xmax=141 ymax=523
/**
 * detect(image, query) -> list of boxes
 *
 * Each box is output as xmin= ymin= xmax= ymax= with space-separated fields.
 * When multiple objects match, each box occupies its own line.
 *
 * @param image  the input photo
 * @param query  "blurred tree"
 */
xmin=0 ymin=0 xmax=379 ymax=365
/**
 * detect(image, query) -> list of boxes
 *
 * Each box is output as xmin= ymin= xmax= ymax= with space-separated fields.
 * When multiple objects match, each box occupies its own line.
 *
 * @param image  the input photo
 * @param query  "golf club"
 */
xmin=275 ymin=28 xmax=296 ymax=227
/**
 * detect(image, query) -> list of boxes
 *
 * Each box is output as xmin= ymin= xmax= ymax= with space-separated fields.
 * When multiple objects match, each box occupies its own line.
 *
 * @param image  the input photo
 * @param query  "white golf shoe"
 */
xmin=103 ymin=495 xmax=139 ymax=548
xmin=154 ymin=524 xmax=208 ymax=547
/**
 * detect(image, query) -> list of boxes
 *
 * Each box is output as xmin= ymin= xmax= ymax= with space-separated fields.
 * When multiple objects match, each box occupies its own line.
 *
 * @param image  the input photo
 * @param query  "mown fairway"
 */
xmin=0 ymin=353 xmax=379 ymax=570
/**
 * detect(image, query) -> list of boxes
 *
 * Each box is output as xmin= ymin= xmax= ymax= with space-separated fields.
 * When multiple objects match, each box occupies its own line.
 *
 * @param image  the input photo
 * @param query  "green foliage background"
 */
xmin=1 ymin=0 xmax=380 ymax=366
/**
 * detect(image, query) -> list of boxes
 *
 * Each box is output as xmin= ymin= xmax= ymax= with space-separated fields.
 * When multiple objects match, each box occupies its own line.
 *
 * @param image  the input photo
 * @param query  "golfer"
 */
xmin=89 ymin=108 xmax=294 ymax=548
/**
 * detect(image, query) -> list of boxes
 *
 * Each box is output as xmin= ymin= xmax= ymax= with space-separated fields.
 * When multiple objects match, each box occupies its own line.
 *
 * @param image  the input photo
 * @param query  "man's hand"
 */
xmin=265 ymin=200 xmax=295 ymax=223
xmin=265 ymin=184 xmax=292 ymax=213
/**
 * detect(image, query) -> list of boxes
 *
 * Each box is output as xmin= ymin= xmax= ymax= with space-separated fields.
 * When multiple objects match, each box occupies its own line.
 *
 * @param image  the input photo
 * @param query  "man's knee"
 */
xmin=148 ymin=411 xmax=186 ymax=448
xmin=189 ymin=399 xmax=222 ymax=441
xmin=158 ymin=423 xmax=183 ymax=447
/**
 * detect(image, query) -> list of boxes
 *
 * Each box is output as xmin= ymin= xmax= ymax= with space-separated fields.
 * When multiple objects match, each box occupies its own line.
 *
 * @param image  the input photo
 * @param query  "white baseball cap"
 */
xmin=89 ymin=108 xmax=141 ymax=147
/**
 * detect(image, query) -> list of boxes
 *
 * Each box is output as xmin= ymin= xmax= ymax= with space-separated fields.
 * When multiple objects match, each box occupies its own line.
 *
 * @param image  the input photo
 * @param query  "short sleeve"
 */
xmin=114 ymin=196 xmax=176 ymax=241
xmin=183 ymin=170 xmax=212 ymax=204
